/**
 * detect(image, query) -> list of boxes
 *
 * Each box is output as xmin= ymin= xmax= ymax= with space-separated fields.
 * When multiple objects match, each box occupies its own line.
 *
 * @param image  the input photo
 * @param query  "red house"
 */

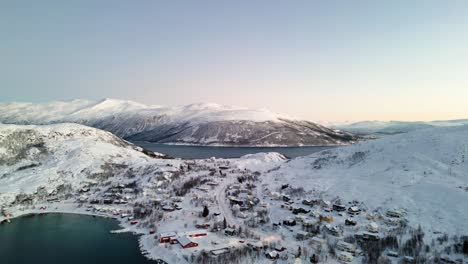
xmin=177 ymin=236 xmax=198 ymax=249
xmin=159 ymin=232 xmax=177 ymax=243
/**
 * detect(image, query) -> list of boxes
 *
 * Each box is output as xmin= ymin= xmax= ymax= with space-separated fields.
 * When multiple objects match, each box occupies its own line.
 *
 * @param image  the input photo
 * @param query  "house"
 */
xmin=294 ymin=215 xmax=307 ymax=223
xmin=338 ymin=251 xmax=354 ymax=262
xmin=367 ymin=222 xmax=379 ymax=233
xmin=224 ymin=228 xmax=236 ymax=236
xmin=211 ymin=248 xmax=230 ymax=256
xmin=228 ymin=196 xmax=244 ymax=206
xmin=292 ymin=207 xmax=310 ymax=215
xmin=283 ymin=218 xmax=296 ymax=226
xmin=348 ymin=206 xmax=361 ymax=215
xmin=302 ymin=199 xmax=317 ymax=206
xmin=247 ymin=241 xmax=263 ymax=251
xmin=265 ymin=250 xmax=279 ymax=260
xmin=326 ymin=225 xmax=342 ymax=237
xmin=162 ymin=205 xmax=175 ymax=212
xmin=345 ymin=218 xmax=357 ymax=226
xmin=159 ymin=232 xmax=178 ymax=243
xmin=195 ymin=223 xmax=210 ymax=229
xmin=310 ymin=237 xmax=327 ymax=250
xmin=333 ymin=204 xmax=346 ymax=212
xmin=320 ymin=200 xmax=332 ymax=209
xmin=296 ymin=231 xmax=309 ymax=241
xmin=336 ymin=241 xmax=356 ymax=253
xmin=303 ymin=219 xmax=318 ymax=228
xmin=186 ymin=230 xmax=207 ymax=238
xmin=386 ymin=209 xmax=403 ymax=218
xmin=177 ymin=236 xmax=198 ymax=249
xmin=357 ymin=232 xmax=381 ymax=241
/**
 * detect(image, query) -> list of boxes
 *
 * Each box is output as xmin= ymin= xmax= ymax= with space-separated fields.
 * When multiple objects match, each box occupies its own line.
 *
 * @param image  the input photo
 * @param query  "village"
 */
xmin=1 ymin=155 xmax=467 ymax=264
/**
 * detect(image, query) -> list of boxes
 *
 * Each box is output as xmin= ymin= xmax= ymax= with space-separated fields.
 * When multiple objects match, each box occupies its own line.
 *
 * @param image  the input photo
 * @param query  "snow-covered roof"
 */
xmin=177 ymin=236 xmax=194 ymax=247
xmin=160 ymin=232 xmax=177 ymax=238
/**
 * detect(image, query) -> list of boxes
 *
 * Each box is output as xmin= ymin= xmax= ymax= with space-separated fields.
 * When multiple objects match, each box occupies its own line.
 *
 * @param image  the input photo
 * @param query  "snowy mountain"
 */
xmin=334 ymin=119 xmax=468 ymax=135
xmin=266 ymin=125 xmax=468 ymax=237
xmin=0 ymin=99 xmax=358 ymax=146
xmin=0 ymin=123 xmax=174 ymax=206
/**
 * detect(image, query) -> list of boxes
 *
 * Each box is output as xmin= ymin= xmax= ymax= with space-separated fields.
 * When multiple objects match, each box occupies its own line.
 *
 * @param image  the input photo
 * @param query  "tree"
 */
xmin=223 ymin=217 xmax=227 ymax=229
xmin=202 ymin=206 xmax=209 ymax=217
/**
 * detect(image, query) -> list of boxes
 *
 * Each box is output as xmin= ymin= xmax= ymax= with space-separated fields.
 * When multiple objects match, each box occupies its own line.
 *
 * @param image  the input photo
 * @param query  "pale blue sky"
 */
xmin=1 ymin=1 xmax=468 ymax=121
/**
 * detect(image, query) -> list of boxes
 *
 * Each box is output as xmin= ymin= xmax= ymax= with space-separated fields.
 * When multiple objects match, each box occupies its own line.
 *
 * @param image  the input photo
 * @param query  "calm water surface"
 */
xmin=0 ymin=214 xmax=154 ymax=264
xmin=133 ymin=142 xmax=336 ymax=159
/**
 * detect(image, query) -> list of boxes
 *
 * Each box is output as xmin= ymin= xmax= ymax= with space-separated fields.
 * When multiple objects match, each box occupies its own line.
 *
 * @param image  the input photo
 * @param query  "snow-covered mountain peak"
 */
xmin=0 ymin=99 xmax=358 ymax=146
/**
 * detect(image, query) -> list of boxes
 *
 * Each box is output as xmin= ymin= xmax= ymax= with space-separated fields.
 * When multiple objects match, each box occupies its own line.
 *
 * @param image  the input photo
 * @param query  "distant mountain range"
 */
xmin=332 ymin=119 xmax=468 ymax=135
xmin=0 ymin=99 xmax=358 ymax=147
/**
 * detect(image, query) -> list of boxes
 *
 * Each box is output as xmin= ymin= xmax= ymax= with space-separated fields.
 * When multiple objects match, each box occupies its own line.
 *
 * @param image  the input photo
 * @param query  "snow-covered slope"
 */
xmin=267 ymin=125 xmax=468 ymax=236
xmin=0 ymin=123 xmax=175 ymax=205
xmin=0 ymin=99 xmax=358 ymax=146
xmin=334 ymin=119 xmax=468 ymax=135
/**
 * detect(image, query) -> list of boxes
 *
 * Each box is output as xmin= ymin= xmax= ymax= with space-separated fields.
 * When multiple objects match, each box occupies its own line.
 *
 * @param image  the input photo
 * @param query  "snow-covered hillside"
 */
xmin=0 ymin=99 xmax=357 ymax=146
xmin=267 ymin=125 xmax=468 ymax=236
xmin=334 ymin=119 xmax=468 ymax=135
xmin=0 ymin=123 xmax=174 ymax=205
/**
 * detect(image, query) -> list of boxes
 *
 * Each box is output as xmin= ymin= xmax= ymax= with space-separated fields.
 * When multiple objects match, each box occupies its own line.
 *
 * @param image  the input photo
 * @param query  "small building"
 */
xmin=386 ymin=209 xmax=403 ymax=218
xmin=265 ymin=250 xmax=279 ymax=260
xmin=292 ymin=207 xmax=310 ymax=215
xmin=186 ymin=230 xmax=207 ymax=238
xmin=367 ymin=222 xmax=379 ymax=233
xmin=303 ymin=219 xmax=318 ymax=228
xmin=224 ymin=228 xmax=236 ymax=236
xmin=211 ymin=248 xmax=230 ymax=256
xmin=177 ymin=236 xmax=198 ymax=249
xmin=336 ymin=241 xmax=356 ymax=253
xmin=162 ymin=205 xmax=175 ymax=212
xmin=296 ymin=231 xmax=309 ymax=241
xmin=345 ymin=218 xmax=357 ymax=226
xmin=326 ymin=225 xmax=342 ymax=237
xmin=357 ymin=232 xmax=381 ymax=241
xmin=247 ymin=241 xmax=263 ymax=251
xmin=283 ymin=218 xmax=296 ymax=226
xmin=159 ymin=232 xmax=177 ymax=243
xmin=348 ymin=206 xmax=361 ymax=215
xmin=310 ymin=237 xmax=327 ymax=250
xmin=333 ymin=204 xmax=346 ymax=212
xmin=338 ymin=251 xmax=354 ymax=262
xmin=302 ymin=199 xmax=317 ymax=206
xmin=195 ymin=223 xmax=210 ymax=229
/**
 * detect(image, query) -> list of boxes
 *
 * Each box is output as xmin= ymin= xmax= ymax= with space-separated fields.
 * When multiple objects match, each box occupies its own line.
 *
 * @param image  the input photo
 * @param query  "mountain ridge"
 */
xmin=0 ymin=99 xmax=358 ymax=147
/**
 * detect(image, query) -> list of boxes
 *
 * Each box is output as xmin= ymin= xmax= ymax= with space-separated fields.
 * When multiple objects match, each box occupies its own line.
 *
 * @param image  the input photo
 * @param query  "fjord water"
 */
xmin=0 ymin=214 xmax=154 ymax=264
xmin=134 ymin=142 xmax=335 ymax=159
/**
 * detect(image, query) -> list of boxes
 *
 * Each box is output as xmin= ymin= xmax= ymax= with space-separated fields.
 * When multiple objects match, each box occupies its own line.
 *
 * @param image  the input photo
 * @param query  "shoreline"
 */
xmin=131 ymin=140 xmax=351 ymax=148
xmin=0 ymin=202 xmax=176 ymax=263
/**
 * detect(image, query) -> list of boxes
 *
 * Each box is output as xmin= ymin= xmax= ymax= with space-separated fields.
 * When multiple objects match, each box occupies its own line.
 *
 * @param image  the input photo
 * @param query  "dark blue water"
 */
xmin=133 ymin=142 xmax=335 ymax=159
xmin=0 ymin=214 xmax=154 ymax=264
